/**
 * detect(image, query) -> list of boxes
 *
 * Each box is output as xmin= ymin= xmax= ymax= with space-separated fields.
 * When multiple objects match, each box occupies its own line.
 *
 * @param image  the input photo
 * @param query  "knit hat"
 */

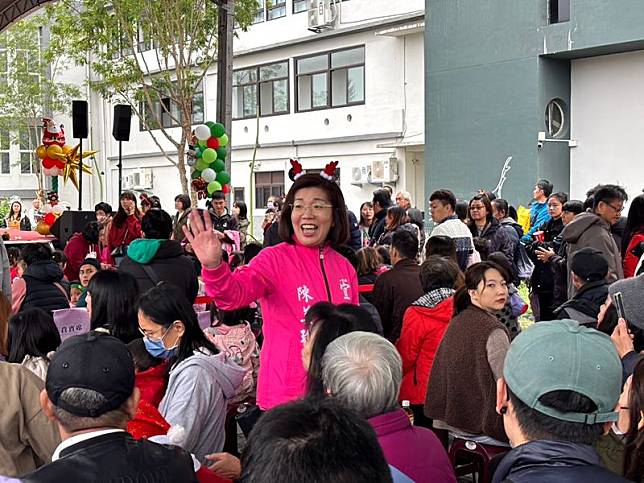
xmin=570 ymin=247 xmax=609 ymax=282
xmin=79 ymin=257 xmax=101 ymax=272
xmin=608 ymin=273 xmax=644 ymax=330
xmin=504 ymin=319 xmax=621 ymax=424
xmin=46 ymin=332 xmax=135 ymax=417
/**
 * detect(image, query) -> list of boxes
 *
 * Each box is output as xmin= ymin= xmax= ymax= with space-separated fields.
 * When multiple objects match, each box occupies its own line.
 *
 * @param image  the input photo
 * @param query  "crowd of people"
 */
xmin=0 ymin=172 xmax=642 ymax=483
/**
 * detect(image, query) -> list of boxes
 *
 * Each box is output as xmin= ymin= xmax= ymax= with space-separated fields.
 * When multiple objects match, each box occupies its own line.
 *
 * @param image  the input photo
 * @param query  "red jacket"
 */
xmin=396 ymin=295 xmax=454 ymax=405
xmin=106 ymin=214 xmax=142 ymax=264
xmin=63 ymin=233 xmax=100 ymax=281
xmin=624 ymin=232 xmax=644 ymax=278
xmin=135 ymin=362 xmax=168 ymax=408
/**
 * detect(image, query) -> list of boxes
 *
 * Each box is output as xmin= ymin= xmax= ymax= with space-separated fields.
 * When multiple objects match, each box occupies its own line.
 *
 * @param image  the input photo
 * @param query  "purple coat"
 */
xmin=369 ymin=409 xmax=456 ymax=483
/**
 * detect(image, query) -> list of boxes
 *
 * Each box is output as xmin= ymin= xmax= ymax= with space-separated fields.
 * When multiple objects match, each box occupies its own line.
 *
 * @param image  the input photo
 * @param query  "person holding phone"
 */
xmin=609 ymin=273 xmax=644 ymax=382
xmin=183 ymin=167 xmax=359 ymax=412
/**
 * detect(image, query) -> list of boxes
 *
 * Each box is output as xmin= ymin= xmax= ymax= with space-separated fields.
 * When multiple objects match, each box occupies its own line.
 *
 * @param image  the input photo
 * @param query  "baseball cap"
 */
xmin=503 ymin=319 xmax=621 ymax=424
xmin=570 ymin=247 xmax=609 ymax=282
xmin=79 ymin=258 xmax=101 ymax=272
xmin=46 ymin=332 xmax=135 ymax=417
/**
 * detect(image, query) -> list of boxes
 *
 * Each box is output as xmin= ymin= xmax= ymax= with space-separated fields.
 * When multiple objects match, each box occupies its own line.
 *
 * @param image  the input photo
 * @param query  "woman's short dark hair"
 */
xmin=94 ymin=202 xmax=113 ymax=215
xmin=137 ymin=283 xmax=218 ymax=366
xmin=425 ymin=235 xmax=456 ymax=261
xmin=548 ymin=192 xmax=568 ymax=205
xmin=278 ymin=173 xmax=349 ymax=247
xmin=420 ymin=255 xmax=462 ymax=293
xmin=141 ymin=209 xmax=173 ymax=239
xmin=22 ymin=243 xmax=53 ymax=265
xmin=304 ymin=302 xmax=379 ymax=399
xmin=174 ymin=194 xmax=191 ymax=211
xmin=468 ymin=194 xmax=493 ymax=225
xmin=88 ymin=271 xmax=140 ymax=344
xmin=453 ymin=261 xmax=509 ymax=315
xmin=82 ymin=221 xmax=100 ymax=244
xmin=563 ymin=200 xmax=584 ymax=216
xmin=7 ymin=308 xmax=61 ymax=363
xmin=234 ymin=201 xmax=248 ymax=220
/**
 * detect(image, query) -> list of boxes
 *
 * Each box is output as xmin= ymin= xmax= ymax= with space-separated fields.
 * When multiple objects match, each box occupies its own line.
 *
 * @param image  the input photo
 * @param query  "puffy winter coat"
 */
xmin=16 ymin=261 xmax=69 ymax=314
xmin=396 ymin=291 xmax=454 ymax=404
xmin=468 ymin=218 xmax=515 ymax=261
xmin=202 ymin=240 xmax=359 ymax=410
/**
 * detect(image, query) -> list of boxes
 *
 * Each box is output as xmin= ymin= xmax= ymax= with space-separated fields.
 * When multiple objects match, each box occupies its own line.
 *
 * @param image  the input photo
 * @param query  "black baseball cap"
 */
xmin=46 ymin=332 xmax=135 ymax=417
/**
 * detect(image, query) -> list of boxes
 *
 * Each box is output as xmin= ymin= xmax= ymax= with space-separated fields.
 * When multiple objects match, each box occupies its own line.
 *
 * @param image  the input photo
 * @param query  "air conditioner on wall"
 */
xmin=370 ymin=159 xmax=398 ymax=184
xmin=350 ymin=165 xmax=369 ymax=185
xmin=308 ymin=0 xmax=338 ymax=32
xmin=125 ymin=168 xmax=153 ymax=191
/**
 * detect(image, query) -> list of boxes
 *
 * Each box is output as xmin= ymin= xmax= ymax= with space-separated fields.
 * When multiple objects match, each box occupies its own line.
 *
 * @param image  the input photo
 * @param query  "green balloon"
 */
xmin=218 ymin=133 xmax=229 ymax=147
xmin=207 ymin=180 xmax=222 ymax=194
xmin=195 ymin=147 xmax=202 ymax=158
xmin=212 ymin=159 xmax=225 ymax=172
xmin=205 ymin=121 xmax=215 ymax=129
xmin=196 ymin=158 xmax=210 ymax=171
xmin=191 ymin=170 xmax=202 ymax=179
xmin=211 ymin=123 xmax=225 ymax=138
xmin=215 ymin=147 xmax=227 ymax=159
xmin=202 ymin=148 xmax=217 ymax=164
xmin=216 ymin=171 xmax=231 ymax=185
xmin=198 ymin=139 xmax=207 ymax=148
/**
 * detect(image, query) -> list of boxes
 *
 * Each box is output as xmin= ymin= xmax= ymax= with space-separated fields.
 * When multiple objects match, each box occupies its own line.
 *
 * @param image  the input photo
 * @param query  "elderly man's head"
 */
xmin=322 ymin=331 xmax=401 ymax=419
xmin=40 ymin=332 xmax=139 ymax=435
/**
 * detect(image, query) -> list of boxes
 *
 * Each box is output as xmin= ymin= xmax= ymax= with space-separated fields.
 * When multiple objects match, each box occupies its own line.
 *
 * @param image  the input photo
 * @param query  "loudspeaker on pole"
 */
xmin=112 ymin=105 xmax=132 ymax=142
xmin=72 ymin=100 xmax=89 ymax=139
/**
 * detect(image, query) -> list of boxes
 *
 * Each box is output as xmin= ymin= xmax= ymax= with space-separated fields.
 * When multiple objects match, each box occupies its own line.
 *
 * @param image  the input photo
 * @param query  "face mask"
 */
xmin=143 ymin=324 xmax=179 ymax=359
xmin=266 ymin=201 xmax=274 ymax=209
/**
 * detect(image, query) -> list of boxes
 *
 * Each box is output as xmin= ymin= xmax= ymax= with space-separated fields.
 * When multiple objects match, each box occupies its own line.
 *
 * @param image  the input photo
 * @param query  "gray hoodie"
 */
xmin=159 ymin=350 xmax=245 ymax=462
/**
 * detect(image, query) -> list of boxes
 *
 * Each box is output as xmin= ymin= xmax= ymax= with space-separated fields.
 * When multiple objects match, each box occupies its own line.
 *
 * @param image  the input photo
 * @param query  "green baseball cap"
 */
xmin=503 ymin=319 xmax=621 ymax=424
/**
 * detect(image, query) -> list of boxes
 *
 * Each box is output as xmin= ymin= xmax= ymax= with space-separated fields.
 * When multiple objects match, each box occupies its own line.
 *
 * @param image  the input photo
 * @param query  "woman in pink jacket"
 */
xmin=184 ymin=167 xmax=359 ymax=411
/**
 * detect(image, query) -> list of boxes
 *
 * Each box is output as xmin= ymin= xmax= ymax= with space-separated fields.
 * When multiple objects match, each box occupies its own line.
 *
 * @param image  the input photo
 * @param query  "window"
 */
xmin=255 ymin=171 xmax=284 ymax=209
xmin=296 ymin=46 xmax=364 ymax=112
xmin=252 ymin=0 xmax=266 ymax=24
xmin=137 ymin=24 xmax=158 ymax=52
xmin=19 ymin=129 xmax=39 ymax=175
xmin=0 ymin=130 xmax=9 ymax=174
xmin=139 ymin=82 xmax=204 ymax=130
xmin=293 ymin=0 xmax=307 ymax=14
xmin=549 ymin=0 xmax=570 ymax=24
xmin=545 ymin=99 xmax=566 ymax=137
xmin=233 ymin=61 xmax=289 ymax=119
xmin=267 ymin=0 xmax=286 ymax=20
xmin=233 ymin=187 xmax=245 ymax=203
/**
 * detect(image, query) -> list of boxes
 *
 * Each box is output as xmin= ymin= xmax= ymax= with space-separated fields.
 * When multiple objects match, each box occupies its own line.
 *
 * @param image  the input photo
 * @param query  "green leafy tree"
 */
xmin=45 ymin=0 xmax=258 ymax=195
xmin=0 ymin=16 xmax=81 ymax=195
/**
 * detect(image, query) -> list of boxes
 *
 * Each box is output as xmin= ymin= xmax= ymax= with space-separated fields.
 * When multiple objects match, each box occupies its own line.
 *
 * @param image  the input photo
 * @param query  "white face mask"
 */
xmin=267 ymin=201 xmax=275 ymax=210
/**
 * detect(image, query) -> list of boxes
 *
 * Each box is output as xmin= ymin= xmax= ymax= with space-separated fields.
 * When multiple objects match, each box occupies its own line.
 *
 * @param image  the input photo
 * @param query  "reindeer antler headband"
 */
xmin=289 ymin=159 xmax=339 ymax=182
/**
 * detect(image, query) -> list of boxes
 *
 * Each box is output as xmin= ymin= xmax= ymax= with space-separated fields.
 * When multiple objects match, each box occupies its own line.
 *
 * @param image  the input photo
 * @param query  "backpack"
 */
xmin=507 ymin=221 xmax=534 ymax=281
xmin=204 ymin=322 xmax=259 ymax=405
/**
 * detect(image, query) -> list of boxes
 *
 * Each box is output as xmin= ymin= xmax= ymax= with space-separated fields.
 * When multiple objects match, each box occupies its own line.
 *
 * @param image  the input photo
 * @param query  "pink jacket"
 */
xmin=202 ymin=240 xmax=359 ymax=410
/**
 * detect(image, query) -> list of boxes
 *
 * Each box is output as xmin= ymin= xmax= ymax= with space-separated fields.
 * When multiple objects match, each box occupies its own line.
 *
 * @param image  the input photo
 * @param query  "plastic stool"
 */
xmin=448 ymin=438 xmax=508 ymax=483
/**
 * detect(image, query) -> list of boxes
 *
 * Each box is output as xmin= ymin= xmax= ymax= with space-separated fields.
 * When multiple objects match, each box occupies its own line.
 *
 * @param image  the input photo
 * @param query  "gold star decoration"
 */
xmin=51 ymin=144 xmax=96 ymax=191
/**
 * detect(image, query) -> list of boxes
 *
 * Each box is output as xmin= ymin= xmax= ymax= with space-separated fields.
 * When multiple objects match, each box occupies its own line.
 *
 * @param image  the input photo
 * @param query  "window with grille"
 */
xmin=233 ymin=61 xmax=289 ymax=119
xmin=255 ymin=171 xmax=284 ymax=209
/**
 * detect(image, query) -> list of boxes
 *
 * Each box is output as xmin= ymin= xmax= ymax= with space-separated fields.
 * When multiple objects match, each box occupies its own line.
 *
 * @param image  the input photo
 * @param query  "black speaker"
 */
xmin=72 ymin=100 xmax=89 ymax=139
xmin=50 ymin=211 xmax=97 ymax=246
xmin=112 ymin=105 xmax=132 ymax=142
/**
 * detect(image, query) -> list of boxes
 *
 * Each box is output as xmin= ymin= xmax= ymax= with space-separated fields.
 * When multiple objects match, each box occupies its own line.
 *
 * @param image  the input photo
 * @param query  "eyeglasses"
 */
xmin=605 ymin=202 xmax=624 ymax=213
xmin=290 ymin=202 xmax=333 ymax=214
xmin=139 ymin=322 xmax=175 ymax=342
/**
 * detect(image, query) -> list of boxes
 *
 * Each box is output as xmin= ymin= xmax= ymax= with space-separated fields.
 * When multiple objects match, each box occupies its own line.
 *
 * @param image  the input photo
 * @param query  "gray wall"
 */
xmin=425 ymin=0 xmax=644 ymax=211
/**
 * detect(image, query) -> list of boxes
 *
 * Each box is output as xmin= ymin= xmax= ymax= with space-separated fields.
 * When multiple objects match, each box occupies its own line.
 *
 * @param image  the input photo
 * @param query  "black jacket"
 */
xmin=526 ymin=217 xmax=564 ymax=293
xmin=119 ymin=240 xmax=199 ymax=302
xmin=492 ymin=440 xmax=629 ymax=483
xmin=554 ymin=280 xmax=609 ymax=326
xmin=21 ymin=261 xmax=69 ymax=314
xmin=210 ymin=209 xmax=240 ymax=233
xmin=347 ymin=211 xmax=361 ymax=251
xmin=369 ymin=209 xmax=387 ymax=246
xmin=23 ymin=431 xmax=198 ymax=483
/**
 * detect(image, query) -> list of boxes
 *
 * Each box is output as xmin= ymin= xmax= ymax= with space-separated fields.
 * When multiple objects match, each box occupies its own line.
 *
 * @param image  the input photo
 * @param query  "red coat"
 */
xmin=106 ymin=214 xmax=142 ymax=264
xmin=135 ymin=362 xmax=168 ymax=408
xmin=624 ymin=232 xmax=644 ymax=278
xmin=396 ymin=296 xmax=454 ymax=405
xmin=63 ymin=233 xmax=100 ymax=281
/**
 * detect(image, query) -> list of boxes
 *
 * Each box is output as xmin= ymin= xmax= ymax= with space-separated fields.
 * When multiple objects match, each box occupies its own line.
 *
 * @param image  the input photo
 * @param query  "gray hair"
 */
xmin=53 ymin=387 xmax=129 ymax=432
xmin=322 ymin=331 xmax=402 ymax=419
xmin=396 ymin=191 xmax=412 ymax=203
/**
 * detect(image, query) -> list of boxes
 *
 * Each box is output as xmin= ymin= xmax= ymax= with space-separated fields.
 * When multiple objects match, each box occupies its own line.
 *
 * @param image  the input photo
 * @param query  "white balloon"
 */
xmin=201 ymin=167 xmax=216 ymax=182
xmin=194 ymin=124 xmax=211 ymax=141
xmin=53 ymin=205 xmax=64 ymax=214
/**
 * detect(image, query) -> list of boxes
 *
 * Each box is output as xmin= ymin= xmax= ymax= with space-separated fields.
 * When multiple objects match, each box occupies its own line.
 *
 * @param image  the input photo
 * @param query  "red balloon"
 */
xmin=54 ymin=160 xmax=65 ymax=169
xmin=222 ymin=184 xmax=230 ymax=194
xmin=43 ymin=213 xmax=56 ymax=225
xmin=42 ymin=157 xmax=55 ymax=169
xmin=206 ymin=137 xmax=220 ymax=149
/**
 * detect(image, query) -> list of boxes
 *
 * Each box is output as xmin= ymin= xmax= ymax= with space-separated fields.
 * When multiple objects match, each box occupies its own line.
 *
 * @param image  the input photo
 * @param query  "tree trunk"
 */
xmin=178 ymin=123 xmax=192 ymax=203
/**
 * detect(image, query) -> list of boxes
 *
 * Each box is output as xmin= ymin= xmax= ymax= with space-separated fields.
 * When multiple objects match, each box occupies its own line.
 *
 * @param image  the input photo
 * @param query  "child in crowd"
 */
xmin=127 ymin=338 xmax=168 ymax=407
xmin=6 ymin=308 xmax=61 ymax=380
xmin=69 ymin=282 xmax=83 ymax=306
xmin=7 ymin=247 xmax=20 ymax=282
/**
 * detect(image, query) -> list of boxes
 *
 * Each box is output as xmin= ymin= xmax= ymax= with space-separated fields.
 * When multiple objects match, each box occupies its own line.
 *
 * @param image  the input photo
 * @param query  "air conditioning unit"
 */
xmin=370 ymin=159 xmax=398 ymax=184
xmin=122 ymin=174 xmax=134 ymax=190
xmin=130 ymin=168 xmax=153 ymax=190
xmin=308 ymin=0 xmax=338 ymax=32
xmin=350 ymin=165 xmax=369 ymax=185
